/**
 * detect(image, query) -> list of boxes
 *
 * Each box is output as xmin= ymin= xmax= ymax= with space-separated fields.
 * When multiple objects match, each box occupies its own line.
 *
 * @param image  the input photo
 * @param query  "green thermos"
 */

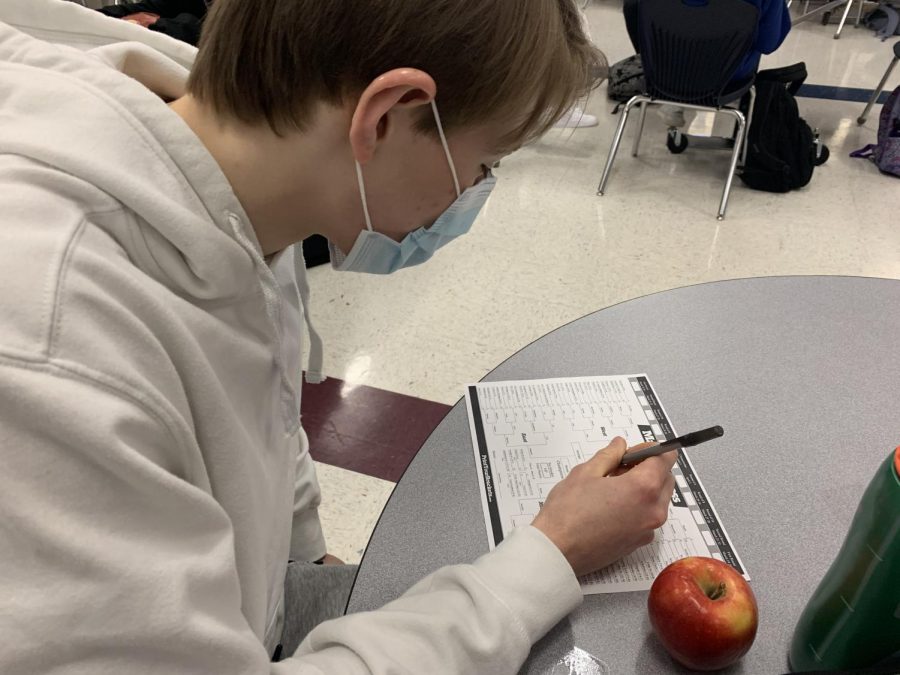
xmin=789 ymin=447 xmax=900 ymax=671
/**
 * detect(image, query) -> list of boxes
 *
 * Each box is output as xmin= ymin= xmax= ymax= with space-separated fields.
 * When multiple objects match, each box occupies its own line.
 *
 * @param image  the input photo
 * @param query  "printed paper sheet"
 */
xmin=465 ymin=375 xmax=747 ymax=593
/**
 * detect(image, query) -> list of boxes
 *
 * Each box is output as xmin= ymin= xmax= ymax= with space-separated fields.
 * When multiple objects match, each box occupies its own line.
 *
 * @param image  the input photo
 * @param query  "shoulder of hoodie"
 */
xmin=0 ymin=23 xmax=204 ymax=367
xmin=0 ymin=25 xmax=176 ymax=364
xmin=0 ymin=24 xmax=262 ymax=465
xmin=0 ymin=148 xmax=122 ymax=347
xmin=0 ymin=25 xmax=268 ymax=423
xmin=0 ymin=155 xmax=193 ymax=400
xmin=0 ymin=155 xmax=204 ymax=465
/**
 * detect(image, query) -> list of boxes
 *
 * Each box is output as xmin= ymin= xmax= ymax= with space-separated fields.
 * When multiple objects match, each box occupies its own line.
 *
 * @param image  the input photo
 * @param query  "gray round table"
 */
xmin=346 ymin=276 xmax=900 ymax=673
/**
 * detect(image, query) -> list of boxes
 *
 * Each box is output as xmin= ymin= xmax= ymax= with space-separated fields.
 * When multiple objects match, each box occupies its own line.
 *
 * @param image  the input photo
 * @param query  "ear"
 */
xmin=349 ymin=68 xmax=437 ymax=165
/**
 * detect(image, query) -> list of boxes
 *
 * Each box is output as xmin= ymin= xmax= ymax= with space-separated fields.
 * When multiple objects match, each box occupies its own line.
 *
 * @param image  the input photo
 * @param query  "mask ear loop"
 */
xmin=354 ymin=162 xmax=375 ymax=232
xmin=430 ymin=100 xmax=461 ymax=198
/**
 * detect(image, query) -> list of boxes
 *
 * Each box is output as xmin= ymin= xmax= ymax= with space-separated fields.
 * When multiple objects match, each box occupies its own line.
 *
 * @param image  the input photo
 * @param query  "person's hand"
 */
xmin=318 ymin=553 xmax=345 ymax=565
xmin=121 ymin=12 xmax=160 ymax=28
xmin=531 ymin=437 xmax=676 ymax=577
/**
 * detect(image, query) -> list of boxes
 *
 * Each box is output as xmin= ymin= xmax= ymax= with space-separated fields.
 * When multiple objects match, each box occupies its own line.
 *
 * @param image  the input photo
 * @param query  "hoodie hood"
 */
xmin=0 ymin=21 xmax=259 ymax=301
xmin=0 ymin=21 xmax=325 ymax=435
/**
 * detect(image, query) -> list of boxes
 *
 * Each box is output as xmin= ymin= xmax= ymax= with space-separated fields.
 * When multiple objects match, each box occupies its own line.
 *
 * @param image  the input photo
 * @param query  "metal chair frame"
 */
xmin=597 ymin=92 xmax=754 ymax=220
xmin=791 ymin=0 xmax=866 ymax=40
xmin=857 ymin=41 xmax=900 ymax=125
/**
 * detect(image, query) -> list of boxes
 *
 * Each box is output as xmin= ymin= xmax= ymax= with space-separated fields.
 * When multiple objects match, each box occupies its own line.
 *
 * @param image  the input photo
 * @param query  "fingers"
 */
xmin=586 ymin=436 xmax=627 ymax=476
xmin=623 ymin=452 xmax=677 ymax=524
xmin=633 ymin=473 xmax=674 ymax=540
xmin=608 ymin=441 xmax=651 ymax=476
xmin=661 ymin=472 xmax=675 ymax=507
xmin=630 ymin=449 xmax=678 ymax=481
xmin=652 ymin=473 xmax=676 ymax=528
xmin=621 ymin=441 xmax=659 ymax=466
xmin=585 ymin=438 xmax=676 ymax=486
xmin=656 ymin=448 xmax=678 ymax=471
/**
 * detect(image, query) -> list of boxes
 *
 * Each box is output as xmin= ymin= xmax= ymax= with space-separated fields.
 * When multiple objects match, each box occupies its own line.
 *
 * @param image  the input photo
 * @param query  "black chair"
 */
xmin=597 ymin=0 xmax=760 ymax=220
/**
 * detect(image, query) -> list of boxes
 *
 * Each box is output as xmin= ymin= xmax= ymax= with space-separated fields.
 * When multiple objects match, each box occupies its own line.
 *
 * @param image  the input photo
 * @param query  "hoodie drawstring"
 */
xmin=293 ymin=247 xmax=325 ymax=385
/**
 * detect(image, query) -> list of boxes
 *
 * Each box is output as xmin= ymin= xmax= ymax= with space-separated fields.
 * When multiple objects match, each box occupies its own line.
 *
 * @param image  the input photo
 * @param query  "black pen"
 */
xmin=619 ymin=425 xmax=724 ymax=466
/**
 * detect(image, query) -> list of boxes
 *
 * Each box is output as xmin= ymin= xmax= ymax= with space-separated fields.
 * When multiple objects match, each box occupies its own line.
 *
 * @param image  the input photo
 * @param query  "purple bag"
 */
xmin=851 ymin=85 xmax=900 ymax=177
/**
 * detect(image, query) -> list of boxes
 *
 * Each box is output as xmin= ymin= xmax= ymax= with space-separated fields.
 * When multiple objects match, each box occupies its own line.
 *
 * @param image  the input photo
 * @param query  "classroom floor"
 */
xmin=306 ymin=0 xmax=900 ymax=564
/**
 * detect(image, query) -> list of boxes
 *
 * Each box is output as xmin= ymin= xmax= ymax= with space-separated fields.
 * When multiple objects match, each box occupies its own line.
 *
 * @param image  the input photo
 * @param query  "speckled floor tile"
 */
xmin=314 ymin=462 xmax=395 ymax=565
xmin=305 ymin=5 xmax=900 ymax=408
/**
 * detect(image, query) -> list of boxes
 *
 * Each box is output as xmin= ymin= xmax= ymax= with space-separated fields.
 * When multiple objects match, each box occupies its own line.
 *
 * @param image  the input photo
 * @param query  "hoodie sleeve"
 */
xmin=753 ymin=0 xmax=791 ymax=55
xmin=0 ymin=360 xmax=581 ymax=675
xmin=286 ymin=526 xmax=583 ymax=675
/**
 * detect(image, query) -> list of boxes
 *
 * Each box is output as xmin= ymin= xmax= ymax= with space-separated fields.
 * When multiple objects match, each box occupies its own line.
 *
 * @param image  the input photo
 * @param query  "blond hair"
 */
xmin=188 ymin=0 xmax=605 ymax=148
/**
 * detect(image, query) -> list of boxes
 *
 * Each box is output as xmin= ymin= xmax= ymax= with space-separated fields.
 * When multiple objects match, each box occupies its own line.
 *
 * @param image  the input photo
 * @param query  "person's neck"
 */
xmin=168 ymin=95 xmax=342 ymax=256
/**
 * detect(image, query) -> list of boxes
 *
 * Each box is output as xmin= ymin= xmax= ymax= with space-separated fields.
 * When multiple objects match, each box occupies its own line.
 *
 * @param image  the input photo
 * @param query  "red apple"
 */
xmin=648 ymin=556 xmax=758 ymax=671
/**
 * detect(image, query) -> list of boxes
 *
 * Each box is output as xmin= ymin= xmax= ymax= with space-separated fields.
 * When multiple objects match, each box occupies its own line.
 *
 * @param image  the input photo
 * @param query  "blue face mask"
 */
xmin=329 ymin=100 xmax=497 ymax=275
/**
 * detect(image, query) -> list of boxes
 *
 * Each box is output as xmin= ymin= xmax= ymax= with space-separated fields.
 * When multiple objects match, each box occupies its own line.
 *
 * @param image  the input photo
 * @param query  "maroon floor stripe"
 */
xmin=302 ymin=376 xmax=452 ymax=483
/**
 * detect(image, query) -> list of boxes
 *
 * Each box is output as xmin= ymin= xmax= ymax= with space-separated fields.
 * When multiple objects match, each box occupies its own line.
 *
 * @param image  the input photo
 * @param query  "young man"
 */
xmin=0 ymin=0 xmax=677 ymax=672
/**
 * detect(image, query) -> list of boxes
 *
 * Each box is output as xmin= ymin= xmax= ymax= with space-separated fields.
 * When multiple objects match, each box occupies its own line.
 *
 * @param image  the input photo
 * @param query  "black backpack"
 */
xmin=740 ymin=63 xmax=828 ymax=193
xmin=607 ymin=54 xmax=645 ymax=103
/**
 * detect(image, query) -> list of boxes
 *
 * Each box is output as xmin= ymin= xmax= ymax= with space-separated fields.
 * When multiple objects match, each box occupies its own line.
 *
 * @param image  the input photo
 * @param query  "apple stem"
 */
xmin=708 ymin=582 xmax=727 ymax=601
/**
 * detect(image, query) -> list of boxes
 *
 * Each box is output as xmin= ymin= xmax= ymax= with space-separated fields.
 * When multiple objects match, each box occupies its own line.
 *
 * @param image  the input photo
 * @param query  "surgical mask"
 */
xmin=329 ymin=100 xmax=496 ymax=274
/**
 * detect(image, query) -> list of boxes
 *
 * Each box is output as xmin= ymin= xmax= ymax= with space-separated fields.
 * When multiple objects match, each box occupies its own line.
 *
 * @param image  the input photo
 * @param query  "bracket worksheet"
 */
xmin=465 ymin=375 xmax=748 ymax=593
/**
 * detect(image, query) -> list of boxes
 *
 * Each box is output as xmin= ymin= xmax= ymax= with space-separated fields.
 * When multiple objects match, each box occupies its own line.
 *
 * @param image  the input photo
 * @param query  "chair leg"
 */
xmin=834 ymin=0 xmax=854 ymax=38
xmin=792 ymin=0 xmax=849 ymax=26
xmin=632 ymin=102 xmax=648 ymax=157
xmin=741 ymin=86 xmax=756 ymax=167
xmin=717 ymin=110 xmax=746 ymax=220
xmin=858 ymin=56 xmax=899 ymax=124
xmin=597 ymin=96 xmax=644 ymax=196
xmin=854 ymin=0 xmax=863 ymax=26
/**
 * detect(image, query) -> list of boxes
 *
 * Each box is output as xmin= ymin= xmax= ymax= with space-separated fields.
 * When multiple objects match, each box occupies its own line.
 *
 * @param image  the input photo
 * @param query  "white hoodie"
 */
xmin=0 ymin=16 xmax=582 ymax=675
